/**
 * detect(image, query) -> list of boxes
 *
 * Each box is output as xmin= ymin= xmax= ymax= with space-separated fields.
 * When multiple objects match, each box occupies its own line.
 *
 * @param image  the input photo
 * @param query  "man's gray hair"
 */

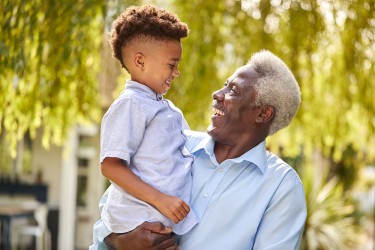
xmin=247 ymin=50 xmax=301 ymax=135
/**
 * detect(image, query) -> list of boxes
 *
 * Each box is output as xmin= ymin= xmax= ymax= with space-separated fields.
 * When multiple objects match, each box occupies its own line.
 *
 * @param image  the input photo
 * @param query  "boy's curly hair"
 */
xmin=109 ymin=5 xmax=189 ymax=69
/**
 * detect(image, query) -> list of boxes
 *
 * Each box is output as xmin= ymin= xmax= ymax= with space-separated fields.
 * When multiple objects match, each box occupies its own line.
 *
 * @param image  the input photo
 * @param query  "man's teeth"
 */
xmin=213 ymin=108 xmax=225 ymax=116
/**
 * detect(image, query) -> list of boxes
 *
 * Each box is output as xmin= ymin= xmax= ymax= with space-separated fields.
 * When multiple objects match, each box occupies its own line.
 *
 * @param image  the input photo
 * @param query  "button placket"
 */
xmin=194 ymin=162 xmax=229 ymax=220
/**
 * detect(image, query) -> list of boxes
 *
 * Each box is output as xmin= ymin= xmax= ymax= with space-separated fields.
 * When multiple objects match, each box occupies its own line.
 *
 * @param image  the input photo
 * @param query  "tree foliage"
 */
xmin=165 ymin=1 xmax=228 ymax=130
xmin=0 ymin=0 xmax=106 ymax=156
xmin=167 ymin=0 xmax=375 ymax=173
xmin=1 ymin=0 xmax=374 ymax=174
xmin=301 ymin=164 xmax=361 ymax=250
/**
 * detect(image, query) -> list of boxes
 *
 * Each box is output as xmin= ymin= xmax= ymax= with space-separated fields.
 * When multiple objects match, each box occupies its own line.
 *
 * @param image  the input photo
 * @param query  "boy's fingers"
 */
xmin=179 ymin=204 xmax=190 ymax=217
xmin=183 ymin=203 xmax=190 ymax=213
xmin=175 ymin=209 xmax=187 ymax=222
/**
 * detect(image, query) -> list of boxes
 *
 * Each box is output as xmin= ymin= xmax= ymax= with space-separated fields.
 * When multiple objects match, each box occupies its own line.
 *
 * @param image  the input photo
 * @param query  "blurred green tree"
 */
xmin=1 ymin=0 xmax=374 ymax=180
xmin=301 ymin=164 xmax=361 ymax=250
xmin=168 ymin=0 xmax=375 ymax=187
xmin=0 ymin=0 xmax=106 ymax=156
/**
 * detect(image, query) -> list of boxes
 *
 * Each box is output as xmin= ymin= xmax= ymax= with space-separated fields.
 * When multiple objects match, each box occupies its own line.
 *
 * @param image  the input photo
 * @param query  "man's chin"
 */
xmin=207 ymin=124 xmax=218 ymax=137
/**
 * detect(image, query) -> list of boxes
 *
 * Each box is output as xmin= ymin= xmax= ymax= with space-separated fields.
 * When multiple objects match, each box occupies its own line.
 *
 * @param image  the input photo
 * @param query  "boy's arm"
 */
xmin=101 ymin=157 xmax=190 ymax=223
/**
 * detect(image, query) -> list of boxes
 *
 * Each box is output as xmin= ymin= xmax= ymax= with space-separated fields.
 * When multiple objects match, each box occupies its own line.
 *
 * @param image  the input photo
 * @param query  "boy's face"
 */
xmin=140 ymin=39 xmax=182 ymax=95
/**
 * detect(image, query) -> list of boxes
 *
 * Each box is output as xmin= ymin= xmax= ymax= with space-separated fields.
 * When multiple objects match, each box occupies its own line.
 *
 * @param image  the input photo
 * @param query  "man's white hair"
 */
xmin=247 ymin=50 xmax=301 ymax=135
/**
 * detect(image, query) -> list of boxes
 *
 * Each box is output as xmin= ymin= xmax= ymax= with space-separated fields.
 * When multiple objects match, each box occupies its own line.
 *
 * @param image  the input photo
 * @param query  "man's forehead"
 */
xmin=228 ymin=65 xmax=258 ymax=83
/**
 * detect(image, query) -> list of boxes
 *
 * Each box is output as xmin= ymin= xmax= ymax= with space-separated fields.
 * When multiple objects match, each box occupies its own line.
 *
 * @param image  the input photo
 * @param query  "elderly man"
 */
xmin=94 ymin=50 xmax=307 ymax=250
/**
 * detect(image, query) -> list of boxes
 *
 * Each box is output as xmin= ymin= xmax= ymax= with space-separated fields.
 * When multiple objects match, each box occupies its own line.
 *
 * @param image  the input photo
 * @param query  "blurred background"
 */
xmin=0 ymin=0 xmax=374 ymax=249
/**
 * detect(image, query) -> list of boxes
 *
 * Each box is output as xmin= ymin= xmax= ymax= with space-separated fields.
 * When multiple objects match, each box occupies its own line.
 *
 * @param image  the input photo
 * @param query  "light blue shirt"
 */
xmin=99 ymin=80 xmax=197 ymax=236
xmin=91 ymin=129 xmax=306 ymax=249
xmin=179 ymin=130 xmax=307 ymax=250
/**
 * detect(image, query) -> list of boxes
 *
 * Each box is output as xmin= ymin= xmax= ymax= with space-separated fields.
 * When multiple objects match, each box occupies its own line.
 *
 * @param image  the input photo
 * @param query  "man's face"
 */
xmin=207 ymin=64 xmax=260 ymax=143
xmin=142 ymin=40 xmax=182 ymax=95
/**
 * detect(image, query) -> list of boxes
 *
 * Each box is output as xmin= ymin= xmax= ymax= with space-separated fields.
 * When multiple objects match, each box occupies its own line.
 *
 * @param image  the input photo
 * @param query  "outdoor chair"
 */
xmin=12 ymin=203 xmax=51 ymax=250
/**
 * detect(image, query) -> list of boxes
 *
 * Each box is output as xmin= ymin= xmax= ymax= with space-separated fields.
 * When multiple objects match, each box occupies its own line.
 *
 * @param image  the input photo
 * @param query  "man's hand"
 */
xmin=104 ymin=221 xmax=177 ymax=250
xmin=155 ymin=195 xmax=190 ymax=224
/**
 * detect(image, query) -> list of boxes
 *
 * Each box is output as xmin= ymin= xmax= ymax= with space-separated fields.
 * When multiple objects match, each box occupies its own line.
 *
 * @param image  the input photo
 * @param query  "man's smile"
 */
xmin=212 ymin=107 xmax=225 ymax=117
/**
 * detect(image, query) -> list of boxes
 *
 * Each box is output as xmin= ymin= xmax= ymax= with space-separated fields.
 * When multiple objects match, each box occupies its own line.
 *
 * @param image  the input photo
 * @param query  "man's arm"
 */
xmin=104 ymin=221 xmax=178 ymax=250
xmin=253 ymin=171 xmax=307 ymax=249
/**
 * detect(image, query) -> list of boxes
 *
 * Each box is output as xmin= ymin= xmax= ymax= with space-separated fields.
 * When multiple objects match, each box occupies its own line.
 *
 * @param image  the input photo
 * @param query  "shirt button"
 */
xmin=203 ymin=193 xmax=208 ymax=198
xmin=218 ymin=168 xmax=223 ymax=172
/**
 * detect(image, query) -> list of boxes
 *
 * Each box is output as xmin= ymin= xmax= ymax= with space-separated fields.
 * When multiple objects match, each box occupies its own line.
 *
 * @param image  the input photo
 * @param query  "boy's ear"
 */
xmin=134 ymin=52 xmax=145 ymax=70
xmin=255 ymin=105 xmax=275 ymax=123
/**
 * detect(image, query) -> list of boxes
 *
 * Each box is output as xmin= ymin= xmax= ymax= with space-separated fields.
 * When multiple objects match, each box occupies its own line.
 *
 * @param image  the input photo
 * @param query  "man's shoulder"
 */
xmin=184 ymin=130 xmax=208 ymax=140
xmin=265 ymin=151 xmax=302 ymax=184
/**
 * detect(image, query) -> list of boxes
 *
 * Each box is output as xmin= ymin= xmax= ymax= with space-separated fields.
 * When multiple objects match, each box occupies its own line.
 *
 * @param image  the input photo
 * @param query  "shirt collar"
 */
xmin=125 ymin=80 xmax=163 ymax=101
xmin=190 ymin=137 xmax=267 ymax=174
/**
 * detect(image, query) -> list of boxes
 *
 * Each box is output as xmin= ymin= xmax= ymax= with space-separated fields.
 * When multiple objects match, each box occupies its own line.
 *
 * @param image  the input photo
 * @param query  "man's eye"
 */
xmin=229 ymin=89 xmax=236 ymax=95
xmin=169 ymin=64 xmax=175 ymax=68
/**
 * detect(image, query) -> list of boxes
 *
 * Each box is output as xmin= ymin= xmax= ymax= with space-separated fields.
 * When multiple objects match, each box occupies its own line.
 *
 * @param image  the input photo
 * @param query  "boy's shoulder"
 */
xmin=112 ymin=88 xmax=152 ymax=107
xmin=108 ymin=89 xmax=135 ymax=107
xmin=164 ymin=99 xmax=183 ymax=113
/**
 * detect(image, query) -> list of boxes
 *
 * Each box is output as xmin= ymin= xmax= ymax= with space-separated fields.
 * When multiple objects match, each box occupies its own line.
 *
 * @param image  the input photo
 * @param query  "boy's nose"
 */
xmin=172 ymin=68 xmax=180 ymax=77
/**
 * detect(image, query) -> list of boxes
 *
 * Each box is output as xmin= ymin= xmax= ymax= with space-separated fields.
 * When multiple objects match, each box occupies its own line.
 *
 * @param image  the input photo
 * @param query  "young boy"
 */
xmin=92 ymin=5 xmax=197 ymax=247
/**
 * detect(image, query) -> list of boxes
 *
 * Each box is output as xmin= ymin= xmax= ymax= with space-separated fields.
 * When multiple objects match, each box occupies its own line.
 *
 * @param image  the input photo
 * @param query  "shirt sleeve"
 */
xmin=253 ymin=170 xmax=307 ymax=250
xmin=100 ymin=97 xmax=147 ymax=164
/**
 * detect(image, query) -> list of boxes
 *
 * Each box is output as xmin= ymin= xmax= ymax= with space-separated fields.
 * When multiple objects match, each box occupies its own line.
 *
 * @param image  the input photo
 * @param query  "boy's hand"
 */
xmin=156 ymin=195 xmax=190 ymax=224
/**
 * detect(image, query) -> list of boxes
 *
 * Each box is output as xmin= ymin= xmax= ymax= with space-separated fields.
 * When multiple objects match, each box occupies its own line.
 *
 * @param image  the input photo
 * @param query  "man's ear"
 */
xmin=255 ymin=105 xmax=275 ymax=123
xmin=134 ymin=52 xmax=145 ymax=71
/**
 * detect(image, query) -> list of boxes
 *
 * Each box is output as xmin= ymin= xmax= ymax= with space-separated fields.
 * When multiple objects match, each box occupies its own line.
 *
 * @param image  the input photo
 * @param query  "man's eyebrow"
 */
xmin=225 ymin=79 xmax=236 ymax=86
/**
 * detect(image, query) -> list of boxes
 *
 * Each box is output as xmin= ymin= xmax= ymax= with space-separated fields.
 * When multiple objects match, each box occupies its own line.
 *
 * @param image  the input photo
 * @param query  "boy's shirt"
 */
xmin=100 ymin=80 xmax=197 ymax=235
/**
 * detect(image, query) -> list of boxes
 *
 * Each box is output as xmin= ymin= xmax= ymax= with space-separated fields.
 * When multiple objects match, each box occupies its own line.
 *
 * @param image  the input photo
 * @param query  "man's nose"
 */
xmin=212 ymin=89 xmax=224 ymax=101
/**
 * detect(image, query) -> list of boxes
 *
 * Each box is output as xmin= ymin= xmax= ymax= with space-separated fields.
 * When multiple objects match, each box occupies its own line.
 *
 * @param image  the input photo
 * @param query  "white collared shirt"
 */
xmin=178 ymin=130 xmax=306 ymax=249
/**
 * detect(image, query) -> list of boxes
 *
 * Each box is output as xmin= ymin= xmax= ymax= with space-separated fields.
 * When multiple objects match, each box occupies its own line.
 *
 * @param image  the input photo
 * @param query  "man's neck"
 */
xmin=213 ymin=138 xmax=264 ymax=164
